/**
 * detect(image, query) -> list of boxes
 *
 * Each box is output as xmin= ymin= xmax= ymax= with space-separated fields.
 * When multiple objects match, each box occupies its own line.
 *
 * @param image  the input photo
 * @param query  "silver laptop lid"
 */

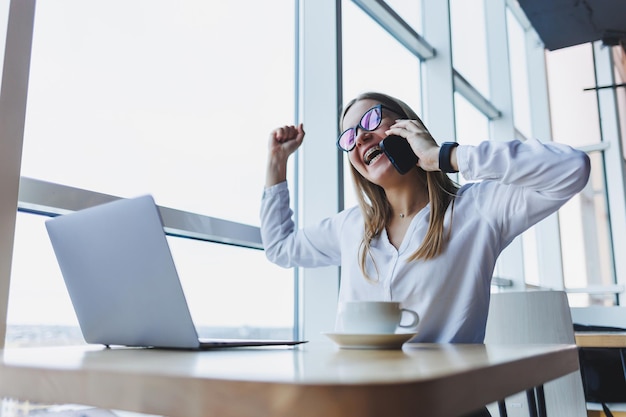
xmin=45 ymin=195 xmax=201 ymax=349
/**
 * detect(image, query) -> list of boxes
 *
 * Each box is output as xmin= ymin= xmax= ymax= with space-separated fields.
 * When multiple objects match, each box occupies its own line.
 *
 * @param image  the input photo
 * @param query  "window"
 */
xmin=385 ymin=0 xmax=421 ymax=31
xmin=454 ymin=92 xmax=489 ymax=148
xmin=506 ymin=8 xmax=532 ymax=139
xmin=450 ymin=0 xmax=489 ymax=99
xmin=8 ymin=0 xmax=296 ymax=347
xmin=341 ymin=0 xmax=421 ymax=108
xmin=546 ymin=44 xmax=601 ymax=148
xmin=22 ymin=0 xmax=295 ymax=224
xmin=546 ymin=44 xmax=615 ymax=305
xmin=3 ymin=0 xmax=625 ymax=350
xmin=560 ymin=152 xmax=614 ymax=306
xmin=341 ymin=0 xmax=422 ymax=209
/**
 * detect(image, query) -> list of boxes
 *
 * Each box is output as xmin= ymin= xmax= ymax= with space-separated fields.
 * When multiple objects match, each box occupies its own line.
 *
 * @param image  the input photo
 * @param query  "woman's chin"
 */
xmin=364 ymin=160 xmax=399 ymax=183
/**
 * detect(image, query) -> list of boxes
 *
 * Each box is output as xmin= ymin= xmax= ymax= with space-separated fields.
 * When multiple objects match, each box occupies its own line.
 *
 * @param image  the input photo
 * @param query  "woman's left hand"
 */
xmin=385 ymin=119 xmax=444 ymax=172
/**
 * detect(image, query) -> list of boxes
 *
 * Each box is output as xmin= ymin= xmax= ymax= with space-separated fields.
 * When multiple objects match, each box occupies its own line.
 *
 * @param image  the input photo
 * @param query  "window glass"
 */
xmin=8 ymin=214 xmax=81 ymax=347
xmin=546 ymin=44 xmax=601 ymax=147
xmin=20 ymin=0 xmax=295 ymax=226
xmin=9 ymin=0 xmax=296 ymax=347
xmin=450 ymin=0 xmax=489 ymax=99
xmin=385 ymin=0 xmax=421 ymax=32
xmin=454 ymin=93 xmax=489 ymax=147
xmin=562 ymin=152 xmax=614 ymax=307
xmin=7 ymin=212 xmax=294 ymax=347
xmin=342 ymin=0 xmax=421 ymax=108
xmin=521 ymin=226 xmax=540 ymax=287
xmin=506 ymin=9 xmax=532 ymax=139
xmin=342 ymin=0 xmax=422 ymax=209
xmin=455 ymin=93 xmax=542 ymax=289
xmin=171 ymin=237 xmax=294 ymax=336
xmin=453 ymin=92 xmax=488 ymax=185
xmin=546 ymin=44 xmax=612 ymax=306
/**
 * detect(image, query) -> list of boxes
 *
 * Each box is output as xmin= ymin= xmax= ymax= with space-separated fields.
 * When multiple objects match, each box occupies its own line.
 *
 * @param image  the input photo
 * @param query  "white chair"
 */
xmin=484 ymin=290 xmax=587 ymax=417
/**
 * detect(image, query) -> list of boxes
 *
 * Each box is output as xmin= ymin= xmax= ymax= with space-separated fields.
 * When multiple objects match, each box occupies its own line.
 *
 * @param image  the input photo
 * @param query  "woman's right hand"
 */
xmin=266 ymin=123 xmax=305 ymax=187
xmin=269 ymin=124 xmax=305 ymax=159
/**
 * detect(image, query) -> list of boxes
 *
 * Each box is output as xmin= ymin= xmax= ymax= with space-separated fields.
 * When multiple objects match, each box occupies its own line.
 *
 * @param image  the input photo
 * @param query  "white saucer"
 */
xmin=322 ymin=332 xmax=418 ymax=350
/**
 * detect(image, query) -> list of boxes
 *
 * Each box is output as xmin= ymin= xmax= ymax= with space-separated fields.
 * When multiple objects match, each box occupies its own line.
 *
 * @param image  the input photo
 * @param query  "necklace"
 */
xmin=399 ymin=213 xmax=405 ymax=218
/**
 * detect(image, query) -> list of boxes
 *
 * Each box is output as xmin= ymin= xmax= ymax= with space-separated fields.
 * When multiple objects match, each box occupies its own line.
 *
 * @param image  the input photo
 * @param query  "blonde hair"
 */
xmin=341 ymin=92 xmax=459 ymax=281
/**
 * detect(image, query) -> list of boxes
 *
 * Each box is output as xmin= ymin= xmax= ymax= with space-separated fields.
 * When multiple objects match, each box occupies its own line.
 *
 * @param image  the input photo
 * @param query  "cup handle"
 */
xmin=398 ymin=308 xmax=420 ymax=329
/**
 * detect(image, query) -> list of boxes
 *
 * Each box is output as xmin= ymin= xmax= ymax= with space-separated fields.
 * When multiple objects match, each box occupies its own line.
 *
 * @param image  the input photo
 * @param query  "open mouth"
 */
xmin=364 ymin=146 xmax=383 ymax=166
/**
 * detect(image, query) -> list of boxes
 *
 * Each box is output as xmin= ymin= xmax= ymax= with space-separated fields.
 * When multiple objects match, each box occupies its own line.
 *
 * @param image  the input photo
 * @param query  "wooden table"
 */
xmin=575 ymin=331 xmax=626 ymax=348
xmin=0 ymin=342 xmax=579 ymax=417
xmin=575 ymin=331 xmax=626 ymax=416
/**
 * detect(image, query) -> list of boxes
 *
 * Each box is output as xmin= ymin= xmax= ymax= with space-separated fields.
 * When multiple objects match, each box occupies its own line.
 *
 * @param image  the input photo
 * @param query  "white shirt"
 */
xmin=260 ymin=138 xmax=590 ymax=343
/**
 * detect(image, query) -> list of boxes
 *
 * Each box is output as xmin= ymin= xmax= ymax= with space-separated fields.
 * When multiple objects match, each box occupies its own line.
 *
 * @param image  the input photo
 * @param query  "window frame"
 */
xmin=2 ymin=0 xmax=626 ymax=351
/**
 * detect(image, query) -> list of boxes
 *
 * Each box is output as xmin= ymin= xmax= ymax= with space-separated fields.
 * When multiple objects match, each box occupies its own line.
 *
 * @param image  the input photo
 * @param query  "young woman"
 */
xmin=261 ymin=91 xmax=590 ymax=344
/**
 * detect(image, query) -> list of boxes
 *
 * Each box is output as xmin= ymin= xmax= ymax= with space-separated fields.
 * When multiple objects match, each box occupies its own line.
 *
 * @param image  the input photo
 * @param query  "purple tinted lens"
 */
xmin=362 ymin=107 xmax=382 ymax=130
xmin=339 ymin=129 xmax=355 ymax=151
xmin=338 ymin=106 xmax=382 ymax=151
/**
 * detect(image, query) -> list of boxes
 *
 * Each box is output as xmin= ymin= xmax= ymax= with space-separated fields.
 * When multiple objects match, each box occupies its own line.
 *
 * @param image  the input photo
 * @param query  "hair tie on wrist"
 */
xmin=439 ymin=142 xmax=459 ymax=173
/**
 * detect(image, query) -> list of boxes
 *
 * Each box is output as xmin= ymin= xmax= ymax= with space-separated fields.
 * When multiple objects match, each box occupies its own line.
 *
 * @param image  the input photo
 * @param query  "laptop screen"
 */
xmin=46 ymin=195 xmax=205 ymax=349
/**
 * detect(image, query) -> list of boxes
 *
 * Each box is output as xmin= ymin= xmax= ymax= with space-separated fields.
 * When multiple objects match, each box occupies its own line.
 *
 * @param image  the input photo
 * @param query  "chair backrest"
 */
xmin=485 ymin=290 xmax=587 ymax=417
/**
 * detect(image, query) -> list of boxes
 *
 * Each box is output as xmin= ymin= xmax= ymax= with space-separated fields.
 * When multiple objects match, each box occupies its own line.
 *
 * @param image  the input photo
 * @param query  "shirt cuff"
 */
xmin=455 ymin=145 xmax=470 ymax=178
xmin=262 ymin=181 xmax=288 ymax=199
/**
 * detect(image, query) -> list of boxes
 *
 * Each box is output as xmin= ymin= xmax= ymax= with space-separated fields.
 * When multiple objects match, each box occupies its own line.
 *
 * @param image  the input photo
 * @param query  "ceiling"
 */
xmin=517 ymin=0 xmax=626 ymax=51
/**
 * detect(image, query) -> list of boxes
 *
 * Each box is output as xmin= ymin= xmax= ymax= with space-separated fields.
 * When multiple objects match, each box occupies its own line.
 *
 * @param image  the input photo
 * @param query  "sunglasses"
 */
xmin=337 ymin=104 xmax=396 ymax=152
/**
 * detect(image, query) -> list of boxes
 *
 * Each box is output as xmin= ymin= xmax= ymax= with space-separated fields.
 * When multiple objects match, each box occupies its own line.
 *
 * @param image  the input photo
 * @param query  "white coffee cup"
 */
xmin=337 ymin=301 xmax=420 ymax=334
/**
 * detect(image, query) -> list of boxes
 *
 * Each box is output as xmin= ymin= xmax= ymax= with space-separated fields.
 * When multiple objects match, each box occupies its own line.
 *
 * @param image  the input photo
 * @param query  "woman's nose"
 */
xmin=354 ymin=128 xmax=372 ymax=147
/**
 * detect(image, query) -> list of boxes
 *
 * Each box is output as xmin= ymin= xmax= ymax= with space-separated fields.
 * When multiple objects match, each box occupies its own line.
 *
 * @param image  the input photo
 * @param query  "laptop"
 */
xmin=45 ymin=195 xmax=306 ymax=349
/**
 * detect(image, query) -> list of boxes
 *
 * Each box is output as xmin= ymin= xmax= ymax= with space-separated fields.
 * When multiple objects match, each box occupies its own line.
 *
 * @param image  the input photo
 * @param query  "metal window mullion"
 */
xmin=420 ymin=0 xmax=455 ymax=142
xmin=484 ymin=0 xmax=525 ymax=290
xmin=577 ymin=142 xmax=610 ymax=153
xmin=352 ymin=0 xmax=435 ymax=60
xmin=525 ymin=23 xmax=566 ymax=290
xmin=299 ymin=0 xmax=341 ymax=342
xmin=565 ymin=284 xmax=625 ymax=295
xmin=17 ymin=177 xmax=264 ymax=249
xmin=505 ymin=0 xmax=532 ymax=31
xmin=453 ymin=70 xmax=501 ymax=120
xmin=484 ymin=0 xmax=515 ymax=141
xmin=0 ymin=0 xmax=36 ymax=349
xmin=514 ymin=127 xmax=529 ymax=142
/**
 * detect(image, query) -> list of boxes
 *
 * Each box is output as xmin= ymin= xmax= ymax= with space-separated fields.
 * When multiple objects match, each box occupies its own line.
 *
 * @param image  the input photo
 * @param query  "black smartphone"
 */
xmin=380 ymin=135 xmax=418 ymax=174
